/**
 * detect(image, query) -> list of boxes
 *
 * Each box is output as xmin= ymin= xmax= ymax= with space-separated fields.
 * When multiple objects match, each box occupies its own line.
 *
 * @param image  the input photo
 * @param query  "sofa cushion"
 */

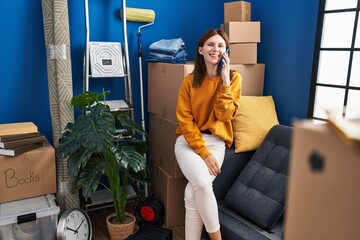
xmin=213 ymin=148 xmax=255 ymax=201
xmin=224 ymin=125 xmax=292 ymax=230
xmin=232 ymin=96 xmax=279 ymax=153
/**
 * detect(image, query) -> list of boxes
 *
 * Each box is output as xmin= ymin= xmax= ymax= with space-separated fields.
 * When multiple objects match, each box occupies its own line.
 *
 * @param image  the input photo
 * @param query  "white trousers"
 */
xmin=175 ymin=134 xmax=225 ymax=240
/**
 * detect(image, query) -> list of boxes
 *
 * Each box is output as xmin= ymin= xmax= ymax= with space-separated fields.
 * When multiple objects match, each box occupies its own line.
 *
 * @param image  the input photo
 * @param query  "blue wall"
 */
xmin=252 ymin=0 xmax=319 ymax=125
xmin=0 ymin=0 xmax=319 ymax=144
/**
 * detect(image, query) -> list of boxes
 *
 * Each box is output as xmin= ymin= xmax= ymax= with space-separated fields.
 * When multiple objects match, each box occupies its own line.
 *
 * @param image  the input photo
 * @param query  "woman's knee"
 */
xmin=184 ymin=184 xmax=195 ymax=203
xmin=184 ymin=180 xmax=212 ymax=203
xmin=193 ymin=178 xmax=213 ymax=195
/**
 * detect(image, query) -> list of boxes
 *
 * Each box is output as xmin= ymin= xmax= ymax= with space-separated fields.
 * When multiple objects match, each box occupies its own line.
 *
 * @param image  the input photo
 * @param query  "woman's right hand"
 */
xmin=220 ymin=51 xmax=230 ymax=86
xmin=204 ymin=155 xmax=221 ymax=176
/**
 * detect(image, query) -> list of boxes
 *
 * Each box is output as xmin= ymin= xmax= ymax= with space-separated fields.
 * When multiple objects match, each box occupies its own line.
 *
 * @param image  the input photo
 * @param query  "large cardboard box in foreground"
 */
xmin=148 ymin=62 xmax=265 ymax=122
xmin=150 ymin=161 xmax=187 ymax=228
xmin=284 ymin=121 xmax=360 ymax=240
xmin=149 ymin=113 xmax=184 ymax=178
xmin=0 ymin=141 xmax=56 ymax=203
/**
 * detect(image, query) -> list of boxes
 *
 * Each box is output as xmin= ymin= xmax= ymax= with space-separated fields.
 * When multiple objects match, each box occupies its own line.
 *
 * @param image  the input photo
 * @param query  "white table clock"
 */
xmin=57 ymin=208 xmax=92 ymax=240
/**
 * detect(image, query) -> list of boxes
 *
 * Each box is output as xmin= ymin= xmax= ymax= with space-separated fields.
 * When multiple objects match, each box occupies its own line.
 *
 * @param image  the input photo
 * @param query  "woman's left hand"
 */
xmin=204 ymin=155 xmax=221 ymax=176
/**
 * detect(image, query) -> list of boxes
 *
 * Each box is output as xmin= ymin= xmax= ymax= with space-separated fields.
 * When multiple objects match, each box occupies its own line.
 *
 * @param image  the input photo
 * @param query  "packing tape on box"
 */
xmin=46 ymin=44 xmax=69 ymax=60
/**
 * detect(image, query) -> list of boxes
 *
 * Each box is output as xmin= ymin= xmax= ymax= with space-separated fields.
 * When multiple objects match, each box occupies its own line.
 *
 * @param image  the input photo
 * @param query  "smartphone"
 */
xmin=218 ymin=48 xmax=229 ymax=73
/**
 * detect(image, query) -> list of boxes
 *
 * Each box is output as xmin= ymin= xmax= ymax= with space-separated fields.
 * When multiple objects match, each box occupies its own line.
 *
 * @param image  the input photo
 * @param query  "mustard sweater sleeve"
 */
xmin=214 ymin=71 xmax=242 ymax=122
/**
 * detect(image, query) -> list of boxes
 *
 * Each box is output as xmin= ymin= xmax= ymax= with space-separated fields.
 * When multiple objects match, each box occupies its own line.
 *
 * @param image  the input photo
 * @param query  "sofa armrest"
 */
xmin=213 ymin=148 xmax=255 ymax=201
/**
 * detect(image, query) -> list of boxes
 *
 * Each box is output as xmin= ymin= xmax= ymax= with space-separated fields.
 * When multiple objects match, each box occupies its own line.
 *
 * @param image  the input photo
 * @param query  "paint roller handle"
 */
xmin=137 ymin=32 xmax=143 ymax=58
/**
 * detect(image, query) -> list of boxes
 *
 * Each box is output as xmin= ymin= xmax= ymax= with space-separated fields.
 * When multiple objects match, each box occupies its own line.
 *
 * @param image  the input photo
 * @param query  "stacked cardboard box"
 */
xmin=147 ymin=62 xmax=194 ymax=228
xmin=221 ymin=0 xmax=265 ymax=95
xmin=0 ymin=122 xmax=57 ymax=204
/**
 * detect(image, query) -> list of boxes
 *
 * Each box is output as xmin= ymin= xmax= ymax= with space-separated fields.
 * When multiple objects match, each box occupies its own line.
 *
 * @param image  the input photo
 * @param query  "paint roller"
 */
xmin=121 ymin=6 xmax=155 ymax=199
xmin=120 ymin=7 xmax=155 ymax=57
xmin=121 ymin=7 xmax=156 ymax=23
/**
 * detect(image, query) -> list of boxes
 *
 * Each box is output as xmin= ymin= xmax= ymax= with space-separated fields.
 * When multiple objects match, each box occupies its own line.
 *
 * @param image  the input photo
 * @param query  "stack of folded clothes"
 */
xmin=146 ymin=38 xmax=187 ymax=63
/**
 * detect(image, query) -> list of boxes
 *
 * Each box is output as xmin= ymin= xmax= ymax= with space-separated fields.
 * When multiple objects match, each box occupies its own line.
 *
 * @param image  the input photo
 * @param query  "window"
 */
xmin=308 ymin=0 xmax=360 ymax=121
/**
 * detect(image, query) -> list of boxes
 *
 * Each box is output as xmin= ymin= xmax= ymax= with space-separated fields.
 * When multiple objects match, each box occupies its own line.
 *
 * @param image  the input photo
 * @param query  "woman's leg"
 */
xmin=208 ymin=230 xmax=222 ymax=240
xmin=175 ymin=134 xmax=225 ymax=240
xmin=182 ymin=183 xmax=204 ymax=240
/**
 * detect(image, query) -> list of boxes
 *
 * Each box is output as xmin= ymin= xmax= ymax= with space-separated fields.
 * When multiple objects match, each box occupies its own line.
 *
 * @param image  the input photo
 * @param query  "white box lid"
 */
xmin=0 ymin=194 xmax=60 ymax=226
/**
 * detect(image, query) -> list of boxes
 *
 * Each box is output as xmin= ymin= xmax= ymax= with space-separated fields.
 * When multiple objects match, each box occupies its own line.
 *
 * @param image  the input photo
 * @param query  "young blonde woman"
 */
xmin=174 ymin=29 xmax=242 ymax=240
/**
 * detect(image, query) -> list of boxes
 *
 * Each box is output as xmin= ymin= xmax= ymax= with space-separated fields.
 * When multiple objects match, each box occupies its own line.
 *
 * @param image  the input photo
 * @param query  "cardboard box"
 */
xmin=284 ymin=121 xmax=360 ymax=240
xmin=221 ymin=22 xmax=261 ymax=43
xmin=148 ymin=62 xmax=194 ymax=122
xmin=150 ymin=161 xmax=188 ymax=228
xmin=0 ymin=194 xmax=59 ymax=240
xmin=229 ymin=43 xmax=257 ymax=64
xmin=0 ymin=141 xmax=57 ymax=203
xmin=149 ymin=114 xmax=184 ymax=179
xmin=224 ymin=1 xmax=251 ymax=22
xmin=230 ymin=63 xmax=265 ymax=95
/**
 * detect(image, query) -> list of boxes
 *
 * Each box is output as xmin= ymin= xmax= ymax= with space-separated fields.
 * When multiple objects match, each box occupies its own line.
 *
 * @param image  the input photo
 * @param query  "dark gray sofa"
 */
xmin=203 ymin=124 xmax=292 ymax=240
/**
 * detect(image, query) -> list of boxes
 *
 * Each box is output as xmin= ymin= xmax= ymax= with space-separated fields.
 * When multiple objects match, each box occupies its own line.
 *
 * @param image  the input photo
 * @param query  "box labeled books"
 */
xmin=0 ymin=140 xmax=57 ymax=203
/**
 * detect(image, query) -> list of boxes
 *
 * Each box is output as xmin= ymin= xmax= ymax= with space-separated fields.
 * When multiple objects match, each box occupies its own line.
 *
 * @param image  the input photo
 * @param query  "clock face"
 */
xmin=57 ymin=208 xmax=92 ymax=240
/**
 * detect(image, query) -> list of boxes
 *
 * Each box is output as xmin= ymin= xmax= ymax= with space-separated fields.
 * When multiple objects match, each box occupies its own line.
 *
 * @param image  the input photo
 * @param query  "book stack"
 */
xmin=0 ymin=122 xmax=45 ymax=156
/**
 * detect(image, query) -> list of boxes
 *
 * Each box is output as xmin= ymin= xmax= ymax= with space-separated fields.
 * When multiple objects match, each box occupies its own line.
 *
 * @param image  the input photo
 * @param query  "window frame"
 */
xmin=308 ymin=0 xmax=360 ymax=121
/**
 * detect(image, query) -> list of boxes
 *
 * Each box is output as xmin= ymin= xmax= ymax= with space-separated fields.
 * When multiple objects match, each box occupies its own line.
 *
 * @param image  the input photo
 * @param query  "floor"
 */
xmin=87 ymin=204 xmax=185 ymax=240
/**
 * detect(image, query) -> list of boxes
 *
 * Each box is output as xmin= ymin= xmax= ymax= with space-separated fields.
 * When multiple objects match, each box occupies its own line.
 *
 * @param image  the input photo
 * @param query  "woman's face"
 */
xmin=199 ymin=34 xmax=227 ymax=65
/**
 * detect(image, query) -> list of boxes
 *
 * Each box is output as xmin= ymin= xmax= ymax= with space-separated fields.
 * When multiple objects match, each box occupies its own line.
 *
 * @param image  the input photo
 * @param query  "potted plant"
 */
xmin=56 ymin=91 xmax=149 ymax=239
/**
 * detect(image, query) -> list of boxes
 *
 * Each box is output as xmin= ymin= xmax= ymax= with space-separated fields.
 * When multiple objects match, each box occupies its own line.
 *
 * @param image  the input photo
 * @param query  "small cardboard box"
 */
xmin=0 ymin=194 xmax=60 ymax=240
xmin=221 ymin=22 xmax=261 ymax=43
xmin=148 ymin=62 xmax=194 ymax=122
xmin=229 ymin=43 xmax=257 ymax=64
xmin=284 ymin=121 xmax=360 ymax=240
xmin=230 ymin=63 xmax=265 ymax=96
xmin=149 ymin=114 xmax=184 ymax=179
xmin=224 ymin=1 xmax=251 ymax=22
xmin=150 ymin=161 xmax=188 ymax=228
xmin=0 ymin=141 xmax=57 ymax=203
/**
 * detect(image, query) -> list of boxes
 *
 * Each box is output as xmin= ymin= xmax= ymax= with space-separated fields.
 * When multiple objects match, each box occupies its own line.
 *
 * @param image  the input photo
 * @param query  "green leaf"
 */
xmin=76 ymin=162 xmax=104 ymax=199
xmin=112 ymin=146 xmax=146 ymax=172
xmin=77 ymin=105 xmax=116 ymax=152
xmin=71 ymin=92 xmax=100 ymax=109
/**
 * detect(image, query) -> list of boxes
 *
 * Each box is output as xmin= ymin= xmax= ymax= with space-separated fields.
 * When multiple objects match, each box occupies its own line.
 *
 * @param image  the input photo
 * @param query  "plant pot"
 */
xmin=106 ymin=212 xmax=136 ymax=240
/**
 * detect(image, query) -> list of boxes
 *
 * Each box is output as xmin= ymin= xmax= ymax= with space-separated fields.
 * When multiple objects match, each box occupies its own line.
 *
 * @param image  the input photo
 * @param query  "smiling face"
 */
xmin=199 ymin=34 xmax=227 ymax=66
xmin=192 ymin=29 xmax=230 ymax=86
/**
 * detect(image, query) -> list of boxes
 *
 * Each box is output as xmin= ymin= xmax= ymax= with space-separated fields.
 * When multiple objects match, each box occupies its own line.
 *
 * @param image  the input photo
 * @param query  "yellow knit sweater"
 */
xmin=175 ymin=72 xmax=242 ymax=159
